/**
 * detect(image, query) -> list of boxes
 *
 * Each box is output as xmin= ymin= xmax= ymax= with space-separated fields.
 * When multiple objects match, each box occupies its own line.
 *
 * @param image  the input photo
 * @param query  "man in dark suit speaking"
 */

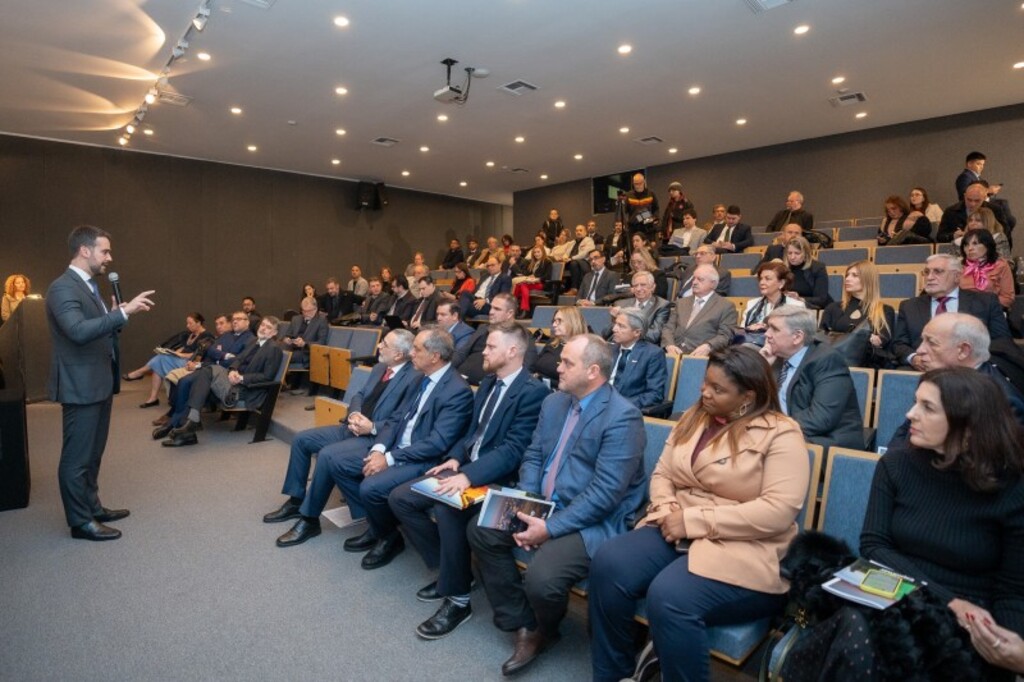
xmin=46 ymin=225 xmax=155 ymax=541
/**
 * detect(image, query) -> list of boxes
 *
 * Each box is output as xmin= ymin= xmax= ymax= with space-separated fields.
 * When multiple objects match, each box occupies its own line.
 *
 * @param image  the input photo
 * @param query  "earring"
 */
xmin=730 ymin=402 xmax=750 ymax=420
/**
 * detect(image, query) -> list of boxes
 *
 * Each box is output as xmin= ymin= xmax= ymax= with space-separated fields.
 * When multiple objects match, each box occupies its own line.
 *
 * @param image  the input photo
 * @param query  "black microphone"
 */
xmin=107 ymin=272 xmax=124 ymax=306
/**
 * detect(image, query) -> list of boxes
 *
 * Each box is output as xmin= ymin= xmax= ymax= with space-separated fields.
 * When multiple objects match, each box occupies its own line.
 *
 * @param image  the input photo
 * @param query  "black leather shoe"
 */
xmin=416 ymin=581 xmax=443 ymax=603
xmin=343 ymin=528 xmax=377 ymax=552
xmin=162 ymin=432 xmax=198 ymax=447
xmin=263 ymin=499 xmax=302 ymax=523
xmin=70 ymin=520 xmax=121 ymax=541
xmin=121 ymin=373 xmax=142 ymax=382
xmin=94 ymin=507 xmax=130 ymax=523
xmin=360 ymin=532 xmax=404 ymax=570
xmin=276 ymin=518 xmax=321 ymax=547
xmin=138 ymin=399 xmax=159 ymax=408
xmin=152 ymin=423 xmax=173 ymax=440
xmin=416 ymin=600 xmax=473 ymax=640
xmin=170 ymin=420 xmax=201 ymax=437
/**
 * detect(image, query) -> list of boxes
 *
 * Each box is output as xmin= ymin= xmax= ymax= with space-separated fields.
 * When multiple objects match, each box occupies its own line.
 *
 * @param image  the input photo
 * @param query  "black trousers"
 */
xmin=58 ymin=397 xmax=113 ymax=527
xmin=466 ymin=523 xmax=589 ymax=634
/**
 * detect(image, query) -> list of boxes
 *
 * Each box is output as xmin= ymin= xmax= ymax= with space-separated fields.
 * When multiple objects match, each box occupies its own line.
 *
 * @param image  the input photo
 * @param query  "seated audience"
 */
xmin=463 ymin=238 xmax=481 ymax=267
xmin=512 ymin=246 xmax=552 ymax=315
xmin=861 ymin=368 xmax=1024 ymax=679
xmin=301 ymin=282 xmax=317 ymax=301
xmin=909 ymin=186 xmax=944 ymax=228
xmin=408 ymin=264 xmax=430 ymax=299
xmin=892 ymin=254 xmax=1010 ymax=369
xmin=409 ymin=276 xmax=441 ymax=331
xmin=577 ymin=249 xmax=619 ymax=307
xmin=603 ymin=220 xmax=628 ymax=270
xmin=449 ymin=262 xmax=476 ymax=298
xmin=819 ymin=261 xmax=895 ymax=369
xmin=608 ymin=308 xmax=668 ymax=411
xmin=960 ymin=228 xmax=1014 ymax=308
xmin=628 ymin=248 xmax=670 ymax=300
xmin=242 ymin=296 xmax=261 ymax=334
xmin=966 ymin=207 xmax=1011 ymax=260
xmin=281 ymin=297 xmax=328 ymax=370
xmin=404 ymin=252 xmax=428 ymax=278
xmin=659 ymin=208 xmax=705 ymax=256
xmin=458 ymin=257 xmax=511 ymax=319
xmin=440 ymin=239 xmax=465 ymax=270
xmin=602 ymin=271 xmax=670 ymax=345
xmin=703 ymin=203 xmax=727 ymax=236
xmin=758 ymin=223 xmax=804 ymax=267
xmin=388 ymin=322 xmax=549 ymax=639
xmin=877 ymin=194 xmax=932 ymax=245
xmin=528 ymin=234 xmax=551 ymax=259
xmin=474 ymin=236 xmax=506 ymax=267
xmin=564 ymin=224 xmax=597 ymax=294
xmin=263 ymin=329 xmax=420 ymax=542
xmin=122 ymin=312 xmax=214 ymax=408
xmin=761 ymin=307 xmax=864 ymax=450
xmin=589 ymin=345 xmax=809 ymax=682
xmin=436 ymin=300 xmax=474 ymax=348
xmin=319 ymin=277 xmax=359 ymax=323
xmin=161 ymin=316 xmax=283 ymax=447
xmin=784 ymin=236 xmax=831 ymax=310
xmin=662 ymin=264 xmax=737 ymax=358
xmin=938 ymin=182 xmax=1011 ymax=243
xmin=548 ymin=228 xmax=574 ymax=263
xmin=2 ymin=273 xmax=30 ymax=322
xmin=379 ymin=266 xmax=395 ymax=294
xmin=383 ymin=276 xmax=417 ymax=328
xmin=765 ymin=190 xmax=814 ymax=232
xmin=347 ymin=266 xmax=369 ymax=297
xmin=467 ymin=334 xmax=646 ymax=677
xmin=741 ymin=261 xmax=806 ymax=346
xmin=659 ymin=181 xmax=695 ymax=246
xmin=531 ymin=305 xmax=586 ymax=383
xmin=705 ymin=205 xmax=754 ymax=254
xmin=452 ymin=293 xmax=535 ymax=385
xmin=674 ymin=245 xmax=731 ymax=298
xmin=500 ymin=234 xmax=516 ymax=257
xmin=358 ymin=276 xmax=394 ymax=325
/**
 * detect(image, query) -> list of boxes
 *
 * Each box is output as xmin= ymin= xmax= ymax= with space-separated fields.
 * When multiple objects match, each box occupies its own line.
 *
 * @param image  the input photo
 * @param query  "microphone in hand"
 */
xmin=107 ymin=272 xmax=124 ymax=306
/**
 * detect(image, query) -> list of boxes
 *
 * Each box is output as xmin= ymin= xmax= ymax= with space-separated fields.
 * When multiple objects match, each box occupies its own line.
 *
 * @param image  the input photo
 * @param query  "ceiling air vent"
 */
xmin=829 ymin=92 xmax=868 ymax=107
xmin=239 ymin=0 xmax=276 ymax=9
xmin=371 ymin=137 xmax=400 ymax=147
xmin=498 ymin=80 xmax=538 ymax=96
xmin=744 ymin=0 xmax=793 ymax=13
xmin=158 ymin=91 xmax=192 ymax=107
xmin=634 ymin=136 xmax=663 ymax=145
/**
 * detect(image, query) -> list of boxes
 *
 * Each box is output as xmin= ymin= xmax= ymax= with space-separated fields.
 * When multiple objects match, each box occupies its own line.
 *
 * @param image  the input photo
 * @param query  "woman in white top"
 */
xmin=909 ymin=186 xmax=944 ymax=227
xmin=741 ymin=261 xmax=805 ymax=346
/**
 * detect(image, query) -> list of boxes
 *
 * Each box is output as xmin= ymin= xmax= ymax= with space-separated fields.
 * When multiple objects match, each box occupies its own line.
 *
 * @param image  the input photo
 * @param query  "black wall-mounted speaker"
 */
xmin=356 ymin=182 xmax=375 ymax=210
xmin=375 ymin=183 xmax=389 ymax=209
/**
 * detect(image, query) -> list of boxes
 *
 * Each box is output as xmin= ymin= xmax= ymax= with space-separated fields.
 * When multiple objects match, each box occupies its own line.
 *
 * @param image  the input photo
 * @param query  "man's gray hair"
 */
xmin=579 ymin=333 xmax=613 ymax=379
xmin=631 ymin=270 xmax=655 ymax=286
xmin=927 ymin=252 xmax=963 ymax=274
xmin=420 ymin=327 xmax=455 ymax=362
xmin=767 ymin=306 xmax=816 ymax=346
xmin=617 ymin=307 xmax=647 ymax=334
xmin=947 ymin=313 xmax=991 ymax=363
xmin=694 ymin=263 xmax=720 ymax=284
xmin=388 ymin=328 xmax=415 ymax=357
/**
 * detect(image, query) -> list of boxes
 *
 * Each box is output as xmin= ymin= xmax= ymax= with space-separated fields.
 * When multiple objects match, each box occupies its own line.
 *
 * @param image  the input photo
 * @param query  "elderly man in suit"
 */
xmin=46 ymin=225 xmax=155 ymax=541
xmin=674 ymin=245 xmax=731 ymax=298
xmin=662 ymin=264 xmax=738 ymax=358
xmin=322 ymin=328 xmax=475 ymax=569
xmin=389 ymin=322 xmax=550 ymax=639
xmin=937 ymin=181 xmax=1012 ymax=243
xmin=892 ymin=253 xmax=1011 ymax=369
xmin=608 ymin=308 xmax=668 ymax=411
xmin=704 ymin=205 xmax=754 ymax=254
xmin=467 ymin=334 xmax=646 ymax=676
xmin=577 ymin=249 xmax=620 ymax=307
xmin=281 ymin=296 xmax=328 ymax=369
xmin=765 ymin=190 xmax=814 ymax=233
xmin=762 ymin=307 xmax=864 ymax=450
xmin=602 ymin=270 xmax=670 ymax=344
xmin=162 ymin=316 xmax=284 ymax=447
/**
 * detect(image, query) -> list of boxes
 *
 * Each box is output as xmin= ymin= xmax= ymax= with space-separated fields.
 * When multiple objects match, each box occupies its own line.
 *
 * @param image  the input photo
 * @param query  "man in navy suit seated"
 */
xmin=459 ymin=256 xmax=511 ymax=319
xmin=388 ymin=322 xmax=550 ymax=640
xmin=467 ymin=334 xmax=647 ymax=676
xmin=264 ymin=328 xmax=421 ymax=543
xmin=608 ymin=307 xmax=668 ymax=411
xmin=435 ymin=300 xmax=474 ymax=348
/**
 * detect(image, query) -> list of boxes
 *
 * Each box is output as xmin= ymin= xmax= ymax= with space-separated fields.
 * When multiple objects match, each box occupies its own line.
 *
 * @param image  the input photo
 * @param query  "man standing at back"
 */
xmin=47 ymin=225 xmax=155 ymax=540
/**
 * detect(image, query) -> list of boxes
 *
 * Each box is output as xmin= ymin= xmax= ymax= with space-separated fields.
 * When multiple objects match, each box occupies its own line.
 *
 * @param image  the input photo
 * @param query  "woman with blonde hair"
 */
xmin=784 ymin=236 xmax=831 ymax=309
xmin=820 ymin=260 xmax=895 ymax=367
xmin=530 ymin=305 xmax=586 ymax=382
xmin=2 ymin=273 xmax=31 ymax=322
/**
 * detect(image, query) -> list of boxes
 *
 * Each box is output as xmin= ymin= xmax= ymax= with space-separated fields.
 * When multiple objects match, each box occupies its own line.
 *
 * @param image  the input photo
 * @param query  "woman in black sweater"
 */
xmin=783 ymin=236 xmax=831 ymax=309
xmin=861 ymin=368 xmax=1024 ymax=678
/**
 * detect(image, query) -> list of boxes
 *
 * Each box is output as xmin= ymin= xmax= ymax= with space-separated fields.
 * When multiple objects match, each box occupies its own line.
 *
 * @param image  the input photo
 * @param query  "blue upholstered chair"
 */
xmin=719 ymin=252 xmax=762 ymax=273
xmin=873 ymin=370 xmax=920 ymax=451
xmin=817 ymin=448 xmax=882 ymax=551
xmin=873 ymin=243 xmax=933 ymax=265
xmin=671 ymin=356 xmax=708 ymax=418
xmin=817 ymin=248 xmax=869 ymax=267
xmin=528 ymin=305 xmax=557 ymax=332
xmin=728 ymin=276 xmax=761 ymax=298
xmin=835 ymin=225 xmax=879 ymax=242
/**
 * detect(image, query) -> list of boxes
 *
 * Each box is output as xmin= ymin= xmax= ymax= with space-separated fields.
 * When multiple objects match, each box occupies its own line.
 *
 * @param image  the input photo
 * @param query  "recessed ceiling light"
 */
xmin=573 ymin=154 xmax=583 ymax=160
xmin=736 ymin=118 xmax=747 ymax=126
xmin=331 ymin=159 xmax=340 ymax=165
xmin=668 ymin=147 xmax=678 ymax=154
xmin=617 ymin=44 xmax=632 ymax=55
xmin=794 ymin=24 xmax=810 ymax=35
xmin=554 ymin=100 xmax=566 ymax=108
xmin=540 ymin=174 xmax=549 ymax=180
xmin=514 ymin=135 xmax=525 ymax=143
xmin=419 ymin=146 xmax=429 ymax=152
xmin=125 ymin=123 xmax=136 ymax=134
xmin=230 ymin=106 xmax=242 ymax=115
xmin=334 ymin=86 xmax=348 ymax=95
xmin=197 ymin=52 xmax=211 ymax=61
xmin=401 ymin=170 xmax=410 ymax=177
xmin=335 ymin=128 xmax=346 ymax=136
xmin=619 ymin=126 xmax=630 ymax=134
xmin=459 ymin=181 xmax=468 ymax=187
xmin=485 ymin=161 xmax=495 ymax=167
xmin=855 ymin=112 xmax=868 ymax=119
xmin=142 ymin=128 xmax=153 ymax=136
xmin=247 ymin=145 xmax=257 ymax=152
xmin=118 ymin=136 xmax=128 ymax=146
xmin=437 ymin=114 xmax=448 ymax=122
xmin=333 ymin=16 xmax=350 ymax=27
xmin=831 ymin=76 xmax=846 ymax=85
xmin=1015 ymin=61 xmax=1024 ymax=69
xmin=144 ymin=89 xmax=157 ymax=105
xmin=688 ymin=86 xmax=701 ymax=95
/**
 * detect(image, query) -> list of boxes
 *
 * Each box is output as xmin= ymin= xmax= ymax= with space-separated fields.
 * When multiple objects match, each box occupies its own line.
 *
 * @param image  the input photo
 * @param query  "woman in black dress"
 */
xmin=819 ymin=260 xmax=895 ymax=368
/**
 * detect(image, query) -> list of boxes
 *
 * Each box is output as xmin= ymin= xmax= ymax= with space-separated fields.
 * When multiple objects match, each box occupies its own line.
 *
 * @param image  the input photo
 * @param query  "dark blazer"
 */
xmin=231 ymin=338 xmax=284 ymax=409
xmin=661 ymin=293 xmax=737 ymax=353
xmin=937 ymin=200 xmax=1011 ymax=243
xmin=453 ymin=324 xmax=539 ymax=385
xmin=601 ymin=296 xmax=671 ymax=345
xmin=758 ymin=244 xmax=786 ymax=267
xmin=892 ymin=289 xmax=1011 ymax=365
xmin=410 ymin=291 xmax=441 ymax=327
xmin=488 ymin=271 xmax=513 ymax=299
xmin=955 ymin=169 xmax=979 ymax=201
xmin=348 ymin=361 xmax=421 ymax=429
xmin=441 ymin=247 xmax=465 ymax=269
xmin=46 ymin=269 xmax=127 ymax=404
xmin=609 ymin=340 xmax=667 ymax=409
xmin=450 ymin=370 xmax=550 ymax=487
xmin=318 ymin=292 xmax=360 ymax=322
xmin=766 ymin=208 xmax=814 ymax=232
xmin=284 ymin=312 xmax=328 ymax=348
xmin=388 ymin=292 xmax=418 ymax=325
xmin=781 ymin=339 xmax=864 ymax=450
xmin=517 ymin=384 xmax=647 ymax=558
xmin=789 ymin=260 xmax=831 ymax=310
xmin=578 ymin=268 xmax=620 ymax=303
xmin=526 ymin=258 xmax=553 ymax=281
xmin=445 ymin=321 xmax=475 ymax=348
xmin=373 ymin=365 xmax=475 ymax=465
xmin=704 ymin=222 xmax=754 ymax=253
xmin=360 ymin=292 xmax=394 ymax=324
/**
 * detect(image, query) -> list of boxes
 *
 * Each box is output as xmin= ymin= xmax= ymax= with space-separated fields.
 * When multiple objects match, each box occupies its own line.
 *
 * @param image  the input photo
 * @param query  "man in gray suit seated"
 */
xmin=281 ymin=296 xmax=328 ymax=369
xmin=601 ymin=271 xmax=670 ymax=345
xmin=661 ymin=264 xmax=738 ymax=357
xmin=576 ymin=249 xmax=619 ymax=307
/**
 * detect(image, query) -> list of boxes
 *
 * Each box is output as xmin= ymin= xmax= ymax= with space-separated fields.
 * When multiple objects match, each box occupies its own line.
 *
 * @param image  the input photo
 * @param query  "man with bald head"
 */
xmin=937 ymin=181 xmax=1012 ymax=243
xmin=765 ymin=191 xmax=814 ymax=233
xmin=625 ymin=173 xmax=660 ymax=242
xmin=661 ymin=264 xmax=737 ymax=357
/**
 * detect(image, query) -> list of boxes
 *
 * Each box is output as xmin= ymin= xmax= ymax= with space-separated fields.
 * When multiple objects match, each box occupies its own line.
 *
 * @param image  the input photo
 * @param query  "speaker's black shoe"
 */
xmin=94 ymin=507 xmax=130 ymax=523
xmin=70 ymin=520 xmax=121 ymax=541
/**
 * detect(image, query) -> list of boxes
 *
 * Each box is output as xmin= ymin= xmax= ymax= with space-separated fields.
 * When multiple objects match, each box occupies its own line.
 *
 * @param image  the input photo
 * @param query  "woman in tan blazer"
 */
xmin=588 ymin=345 xmax=810 ymax=682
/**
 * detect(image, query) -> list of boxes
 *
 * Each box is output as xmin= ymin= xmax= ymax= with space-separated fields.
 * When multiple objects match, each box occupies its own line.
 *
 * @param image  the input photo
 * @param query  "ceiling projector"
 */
xmin=434 ymin=84 xmax=464 ymax=103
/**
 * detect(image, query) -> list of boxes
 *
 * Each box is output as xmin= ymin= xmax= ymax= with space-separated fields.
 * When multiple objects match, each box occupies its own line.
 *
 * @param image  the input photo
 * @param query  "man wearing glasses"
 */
xmin=576 ymin=250 xmax=619 ymax=307
xmin=891 ymin=253 xmax=1010 ymax=369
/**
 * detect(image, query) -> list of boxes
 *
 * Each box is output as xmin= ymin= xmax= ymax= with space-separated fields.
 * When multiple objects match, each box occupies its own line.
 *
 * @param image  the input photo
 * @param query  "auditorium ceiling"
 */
xmin=0 ymin=0 xmax=1020 ymax=205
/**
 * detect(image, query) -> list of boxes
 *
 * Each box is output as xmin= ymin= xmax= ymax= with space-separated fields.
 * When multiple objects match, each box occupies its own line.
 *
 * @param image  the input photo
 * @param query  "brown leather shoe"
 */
xmin=501 ymin=627 xmax=560 ymax=676
xmin=152 ymin=414 xmax=170 ymax=426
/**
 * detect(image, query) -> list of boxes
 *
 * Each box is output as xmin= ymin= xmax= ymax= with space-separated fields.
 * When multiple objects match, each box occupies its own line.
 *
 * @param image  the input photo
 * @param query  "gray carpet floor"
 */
xmin=0 ymin=384 xmax=755 ymax=681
